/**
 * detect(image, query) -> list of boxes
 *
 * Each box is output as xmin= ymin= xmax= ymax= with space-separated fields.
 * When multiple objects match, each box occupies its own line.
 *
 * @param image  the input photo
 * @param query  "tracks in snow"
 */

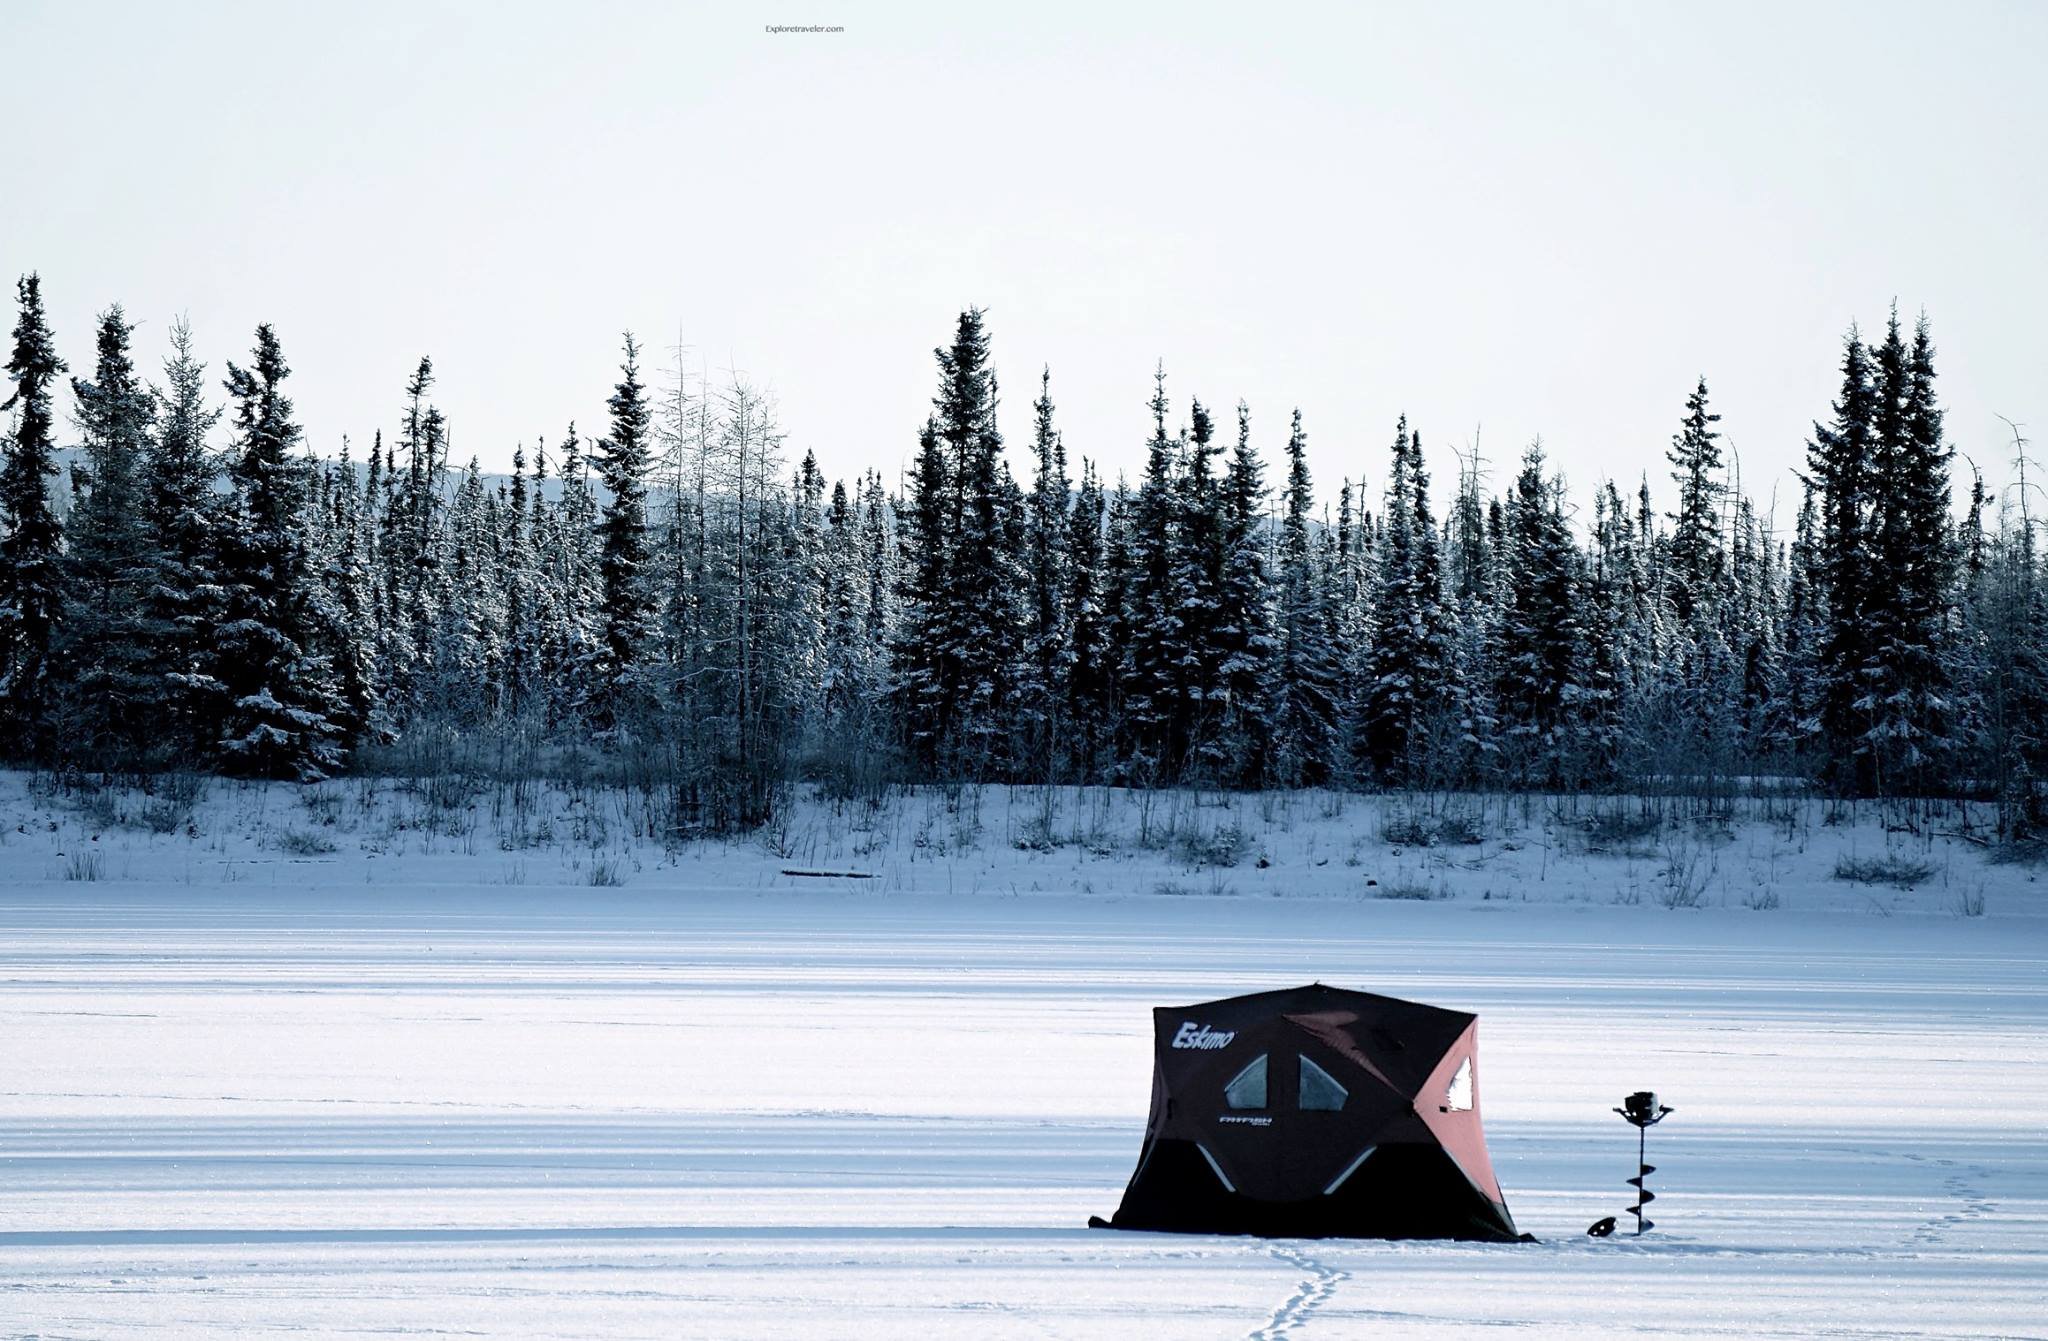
xmin=1248 ymin=1243 xmax=1348 ymax=1340
xmin=1904 ymin=1152 xmax=1998 ymax=1249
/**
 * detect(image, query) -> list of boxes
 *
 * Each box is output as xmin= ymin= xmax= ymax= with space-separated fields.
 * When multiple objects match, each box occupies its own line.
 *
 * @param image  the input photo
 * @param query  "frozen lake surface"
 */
xmin=3 ymin=874 xmax=2044 ymax=1339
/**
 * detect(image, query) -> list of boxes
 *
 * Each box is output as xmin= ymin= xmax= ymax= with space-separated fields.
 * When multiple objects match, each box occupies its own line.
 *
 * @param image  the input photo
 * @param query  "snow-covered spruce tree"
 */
xmin=1594 ymin=482 xmax=1649 ymax=704
xmin=804 ymin=464 xmax=896 ymax=792
xmin=141 ymin=316 xmax=228 ymax=762
xmin=211 ymin=324 xmax=347 ymax=779
xmin=364 ymin=430 xmax=399 ymax=682
xmin=1665 ymin=376 xmax=1724 ymax=622
xmin=2009 ymin=551 xmax=2048 ymax=838
xmin=1439 ymin=443 xmax=1501 ymax=784
xmin=1629 ymin=476 xmax=1672 ymax=680
xmin=1859 ymin=310 xmax=1957 ymax=795
xmin=526 ymin=433 xmax=590 ymax=722
xmin=1601 ymin=479 xmax=1677 ymax=787
xmin=1213 ymin=402 xmax=1275 ymax=787
xmin=1951 ymin=464 xmax=1991 ymax=774
xmin=1359 ymin=417 xmax=1455 ymax=786
xmin=313 ymin=439 xmax=383 ymax=744
xmin=1332 ymin=479 xmax=1368 ymax=637
xmin=1492 ymin=440 xmax=1583 ymax=788
xmin=1098 ymin=475 xmax=1139 ymax=774
xmin=1330 ymin=480 xmax=1374 ymax=774
xmin=1017 ymin=367 xmax=1073 ymax=777
xmin=1331 ymin=481 xmax=1363 ymax=756
xmin=1271 ymin=409 xmax=1337 ymax=786
xmin=1174 ymin=397 xmax=1233 ymax=781
xmin=1313 ymin=519 xmax=1351 ymax=779
xmin=1358 ymin=417 xmax=1419 ymax=783
xmin=1064 ymin=457 xmax=1112 ymax=778
xmin=1573 ymin=492 xmax=1628 ymax=788
xmin=858 ymin=469 xmax=894 ymax=653
xmin=926 ymin=308 xmax=1024 ymax=775
xmin=1973 ymin=442 xmax=2048 ymax=835
xmin=788 ymin=448 xmax=831 ymax=738
xmin=819 ymin=466 xmax=901 ymax=790
xmin=822 ymin=483 xmax=857 ymax=664
xmin=383 ymin=357 xmax=448 ymax=707
xmin=420 ymin=457 xmax=504 ymax=722
xmin=816 ymin=475 xmax=886 ymax=789
xmin=891 ymin=418 xmax=952 ymax=771
xmin=1959 ymin=466 xmax=1988 ymax=605
xmin=501 ymin=441 xmax=540 ymax=717
xmin=1398 ymin=429 xmax=1462 ymax=786
xmin=1447 ymin=437 xmax=1494 ymax=609
xmin=0 ymin=274 xmax=68 ymax=757
xmin=546 ymin=427 xmax=605 ymax=705
xmin=1776 ymin=483 xmax=1827 ymax=769
xmin=61 ymin=304 xmax=159 ymax=763
xmin=590 ymin=333 xmax=655 ymax=728
xmin=1805 ymin=328 xmax=1879 ymax=794
xmin=1409 ymin=429 xmax=1474 ymax=786
xmin=1728 ymin=496 xmax=1784 ymax=764
xmin=1123 ymin=365 xmax=1186 ymax=779
xmin=1671 ymin=595 xmax=1745 ymax=798
xmin=913 ymin=307 xmax=1032 ymax=777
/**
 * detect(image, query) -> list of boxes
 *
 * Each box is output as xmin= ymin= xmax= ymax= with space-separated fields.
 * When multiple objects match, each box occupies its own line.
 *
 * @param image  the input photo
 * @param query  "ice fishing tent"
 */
xmin=1093 ymin=984 xmax=1528 ymax=1241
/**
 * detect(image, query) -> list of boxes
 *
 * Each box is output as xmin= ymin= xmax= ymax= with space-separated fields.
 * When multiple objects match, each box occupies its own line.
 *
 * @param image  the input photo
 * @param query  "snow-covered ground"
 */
xmin=2 ymin=774 xmax=2044 ymax=1338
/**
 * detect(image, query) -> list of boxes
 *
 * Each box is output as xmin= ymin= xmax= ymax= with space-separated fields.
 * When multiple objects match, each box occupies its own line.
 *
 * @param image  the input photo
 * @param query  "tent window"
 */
xmin=1444 ymin=1057 xmax=1473 ymax=1111
xmin=1299 ymin=1055 xmax=1348 ymax=1111
xmin=1224 ymin=1054 xmax=1268 ymax=1109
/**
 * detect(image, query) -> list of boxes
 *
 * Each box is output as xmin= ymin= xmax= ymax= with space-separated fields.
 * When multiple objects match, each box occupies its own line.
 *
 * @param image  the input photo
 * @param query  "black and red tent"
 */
xmin=1093 ymin=984 xmax=1529 ymax=1241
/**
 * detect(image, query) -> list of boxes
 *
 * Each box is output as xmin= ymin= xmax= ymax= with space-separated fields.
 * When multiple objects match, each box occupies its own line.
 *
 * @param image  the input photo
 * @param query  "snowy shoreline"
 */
xmin=5 ymin=771 xmax=2037 ymax=920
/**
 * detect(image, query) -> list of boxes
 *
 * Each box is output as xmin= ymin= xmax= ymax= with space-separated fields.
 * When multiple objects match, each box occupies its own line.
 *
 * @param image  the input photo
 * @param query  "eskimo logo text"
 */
xmin=1172 ymin=1022 xmax=1234 ymax=1050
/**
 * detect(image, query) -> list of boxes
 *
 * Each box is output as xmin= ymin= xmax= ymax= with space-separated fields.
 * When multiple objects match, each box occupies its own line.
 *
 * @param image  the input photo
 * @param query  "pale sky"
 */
xmin=5 ymin=0 xmax=2043 ymax=521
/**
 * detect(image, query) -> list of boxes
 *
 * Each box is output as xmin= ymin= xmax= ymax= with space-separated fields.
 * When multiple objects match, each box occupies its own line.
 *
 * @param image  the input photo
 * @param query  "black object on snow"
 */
xmin=1094 ymin=984 xmax=1530 ymax=1242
